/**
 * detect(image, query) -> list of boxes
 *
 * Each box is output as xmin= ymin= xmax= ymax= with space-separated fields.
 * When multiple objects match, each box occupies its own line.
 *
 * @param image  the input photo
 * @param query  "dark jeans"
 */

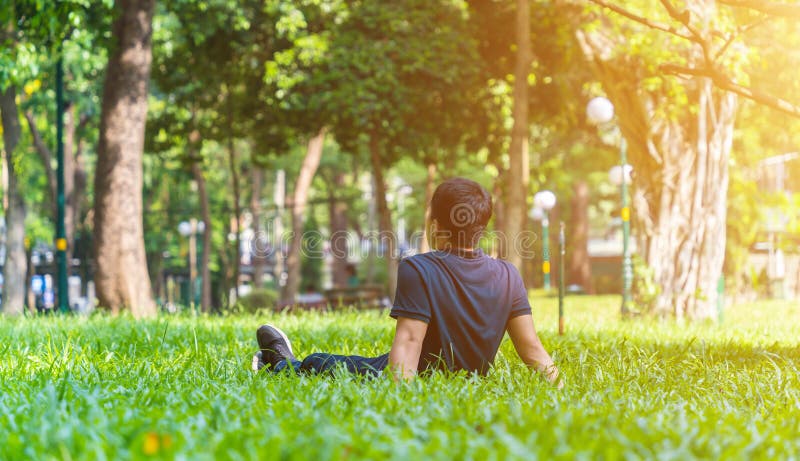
xmin=273 ymin=352 xmax=390 ymax=377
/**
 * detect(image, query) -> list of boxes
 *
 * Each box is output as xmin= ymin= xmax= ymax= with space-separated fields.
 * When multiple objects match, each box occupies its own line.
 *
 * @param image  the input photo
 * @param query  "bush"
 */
xmin=632 ymin=255 xmax=661 ymax=312
xmin=235 ymin=288 xmax=279 ymax=313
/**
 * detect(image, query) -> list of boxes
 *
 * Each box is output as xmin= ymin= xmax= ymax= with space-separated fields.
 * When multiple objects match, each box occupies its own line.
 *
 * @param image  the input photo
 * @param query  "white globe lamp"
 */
xmin=533 ymin=190 xmax=557 ymax=211
xmin=586 ymin=96 xmax=615 ymax=125
xmin=529 ymin=206 xmax=545 ymax=221
xmin=608 ymin=164 xmax=633 ymax=186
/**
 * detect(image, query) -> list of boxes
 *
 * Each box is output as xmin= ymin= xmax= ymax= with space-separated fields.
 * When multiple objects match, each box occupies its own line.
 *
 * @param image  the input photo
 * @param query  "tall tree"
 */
xmin=328 ymin=170 xmax=349 ymax=287
xmin=191 ymin=158 xmax=212 ymax=312
xmin=576 ymin=0 xmax=741 ymax=318
xmin=0 ymin=85 xmax=26 ymax=316
xmin=282 ymin=128 xmax=326 ymax=302
xmin=568 ymin=180 xmax=591 ymax=292
xmin=0 ymin=4 xmax=30 ymax=315
xmin=310 ymin=0 xmax=490 ymax=296
xmin=25 ymin=103 xmax=90 ymax=265
xmin=93 ymin=0 xmax=156 ymax=316
xmin=505 ymin=0 xmax=532 ymax=272
xmin=250 ymin=167 xmax=265 ymax=288
xmin=316 ymin=149 xmax=355 ymax=288
xmin=578 ymin=0 xmax=800 ymax=317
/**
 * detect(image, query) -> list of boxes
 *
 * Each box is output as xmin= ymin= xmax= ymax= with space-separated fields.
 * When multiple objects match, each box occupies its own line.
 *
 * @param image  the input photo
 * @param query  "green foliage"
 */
xmin=300 ymin=211 xmax=324 ymax=291
xmin=299 ymin=0 xmax=494 ymax=162
xmin=1 ymin=296 xmax=799 ymax=459
xmin=236 ymin=287 xmax=280 ymax=312
xmin=724 ymin=169 xmax=762 ymax=293
xmin=631 ymin=254 xmax=661 ymax=313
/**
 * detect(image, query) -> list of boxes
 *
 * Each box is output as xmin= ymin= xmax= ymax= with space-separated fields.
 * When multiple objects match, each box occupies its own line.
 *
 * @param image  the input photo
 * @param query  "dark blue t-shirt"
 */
xmin=390 ymin=248 xmax=531 ymax=375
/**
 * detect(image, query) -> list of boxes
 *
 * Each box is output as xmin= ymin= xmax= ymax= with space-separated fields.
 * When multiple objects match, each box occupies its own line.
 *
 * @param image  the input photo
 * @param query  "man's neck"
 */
xmin=432 ymin=244 xmax=476 ymax=253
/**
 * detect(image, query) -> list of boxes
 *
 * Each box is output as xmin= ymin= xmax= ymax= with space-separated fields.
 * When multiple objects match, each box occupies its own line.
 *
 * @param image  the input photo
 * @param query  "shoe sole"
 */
xmin=251 ymin=351 xmax=263 ymax=372
xmin=262 ymin=324 xmax=294 ymax=356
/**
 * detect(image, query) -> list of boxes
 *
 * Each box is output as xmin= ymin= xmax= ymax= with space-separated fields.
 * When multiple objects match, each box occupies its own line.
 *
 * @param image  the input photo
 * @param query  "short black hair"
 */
xmin=430 ymin=177 xmax=493 ymax=248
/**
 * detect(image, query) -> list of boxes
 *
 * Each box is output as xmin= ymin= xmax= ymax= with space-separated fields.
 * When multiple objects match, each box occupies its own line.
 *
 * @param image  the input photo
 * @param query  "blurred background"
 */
xmin=1 ymin=0 xmax=798 ymax=318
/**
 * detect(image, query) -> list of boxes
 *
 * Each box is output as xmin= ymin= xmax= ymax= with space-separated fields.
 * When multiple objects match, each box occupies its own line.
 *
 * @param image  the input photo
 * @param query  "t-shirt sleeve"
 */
xmin=389 ymin=259 xmax=431 ymax=323
xmin=509 ymin=264 xmax=532 ymax=319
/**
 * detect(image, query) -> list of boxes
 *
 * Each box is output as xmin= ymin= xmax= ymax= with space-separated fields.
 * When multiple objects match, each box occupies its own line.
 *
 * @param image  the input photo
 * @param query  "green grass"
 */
xmin=1 ymin=296 xmax=799 ymax=460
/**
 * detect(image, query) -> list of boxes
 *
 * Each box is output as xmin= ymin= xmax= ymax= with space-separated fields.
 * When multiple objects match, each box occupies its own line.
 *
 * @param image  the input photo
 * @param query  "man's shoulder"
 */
xmin=401 ymin=251 xmax=443 ymax=267
xmin=495 ymin=257 xmax=518 ymax=273
xmin=399 ymin=253 xmax=436 ymax=277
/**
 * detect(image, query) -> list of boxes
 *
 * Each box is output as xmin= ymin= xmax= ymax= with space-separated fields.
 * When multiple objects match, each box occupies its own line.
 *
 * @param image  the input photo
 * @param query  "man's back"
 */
xmin=390 ymin=248 xmax=531 ymax=374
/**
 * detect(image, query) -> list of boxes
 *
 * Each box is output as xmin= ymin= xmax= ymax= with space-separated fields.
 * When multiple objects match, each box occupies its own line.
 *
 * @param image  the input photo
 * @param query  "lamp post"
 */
xmin=587 ymin=96 xmax=633 ymax=315
xmin=55 ymin=55 xmax=69 ymax=313
xmin=178 ymin=219 xmax=204 ymax=310
xmin=532 ymin=190 xmax=556 ymax=290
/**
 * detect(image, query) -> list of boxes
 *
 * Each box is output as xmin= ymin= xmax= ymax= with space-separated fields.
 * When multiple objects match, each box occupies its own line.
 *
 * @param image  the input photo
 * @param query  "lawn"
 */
xmin=1 ymin=295 xmax=799 ymax=460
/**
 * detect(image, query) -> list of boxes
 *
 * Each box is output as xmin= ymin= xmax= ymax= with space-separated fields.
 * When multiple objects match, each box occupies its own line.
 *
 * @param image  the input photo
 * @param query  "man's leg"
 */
xmin=299 ymin=352 xmax=390 ymax=376
xmin=253 ymin=324 xmax=389 ymax=376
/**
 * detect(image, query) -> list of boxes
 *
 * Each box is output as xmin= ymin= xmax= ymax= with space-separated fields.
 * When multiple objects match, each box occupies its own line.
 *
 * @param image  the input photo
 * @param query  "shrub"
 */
xmin=235 ymin=288 xmax=279 ymax=313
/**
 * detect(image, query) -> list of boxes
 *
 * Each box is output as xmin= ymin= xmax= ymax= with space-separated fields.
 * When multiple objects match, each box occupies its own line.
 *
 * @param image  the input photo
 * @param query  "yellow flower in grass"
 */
xmin=143 ymin=432 xmax=160 ymax=455
xmin=143 ymin=432 xmax=173 ymax=455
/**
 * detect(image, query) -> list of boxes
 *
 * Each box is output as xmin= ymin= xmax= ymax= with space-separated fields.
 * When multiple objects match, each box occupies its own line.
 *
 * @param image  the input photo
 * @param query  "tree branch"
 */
xmin=591 ymin=0 xmax=800 ymax=120
xmin=718 ymin=0 xmax=800 ymax=18
xmin=660 ymin=63 xmax=800 ymax=118
xmin=658 ymin=0 xmax=702 ymax=40
xmin=713 ymin=18 xmax=767 ymax=61
xmin=24 ymin=111 xmax=57 ymax=203
xmin=586 ymin=0 xmax=693 ymax=41
xmin=658 ymin=0 xmax=714 ymax=64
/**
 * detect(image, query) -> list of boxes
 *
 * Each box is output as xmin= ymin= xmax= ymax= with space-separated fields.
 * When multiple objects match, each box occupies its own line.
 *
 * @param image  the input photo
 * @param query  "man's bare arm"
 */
xmin=388 ymin=317 xmax=428 ymax=381
xmin=506 ymin=314 xmax=562 ymax=387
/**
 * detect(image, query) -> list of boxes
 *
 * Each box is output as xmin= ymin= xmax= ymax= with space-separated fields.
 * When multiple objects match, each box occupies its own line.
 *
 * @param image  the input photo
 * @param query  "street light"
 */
xmin=178 ymin=218 xmax=203 ymax=310
xmin=587 ymin=96 xmax=633 ymax=315
xmin=608 ymin=164 xmax=633 ymax=187
xmin=532 ymin=190 xmax=557 ymax=290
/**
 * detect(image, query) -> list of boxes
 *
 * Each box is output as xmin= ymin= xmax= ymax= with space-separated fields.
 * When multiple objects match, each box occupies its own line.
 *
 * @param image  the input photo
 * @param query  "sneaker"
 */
xmin=257 ymin=324 xmax=297 ymax=368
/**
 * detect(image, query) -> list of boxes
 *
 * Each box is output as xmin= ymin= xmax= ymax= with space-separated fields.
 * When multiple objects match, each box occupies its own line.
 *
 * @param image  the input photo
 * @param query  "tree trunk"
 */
xmin=369 ymin=135 xmax=398 ymax=299
xmin=505 ymin=0 xmax=532 ymax=272
xmin=227 ymin=133 xmax=241 ymax=305
xmin=251 ymin=167 xmax=265 ymax=287
xmin=329 ymin=171 xmax=349 ymax=287
xmin=568 ymin=180 xmax=592 ymax=293
xmin=281 ymin=128 xmax=326 ymax=303
xmin=25 ymin=106 xmax=81 ymax=263
xmin=73 ymin=117 xmax=88 ymax=241
xmin=24 ymin=111 xmax=56 ymax=209
xmin=1 ymin=86 xmax=27 ymax=316
xmin=273 ymin=169 xmax=285 ymax=291
xmin=491 ymin=171 xmax=506 ymax=259
xmin=63 ymin=102 xmax=76 ymax=263
xmin=25 ymin=240 xmax=35 ymax=313
xmin=577 ymin=11 xmax=737 ymax=319
xmin=192 ymin=162 xmax=212 ymax=313
xmin=93 ymin=0 xmax=156 ymax=317
xmin=420 ymin=162 xmax=436 ymax=253
xmin=645 ymin=80 xmax=736 ymax=319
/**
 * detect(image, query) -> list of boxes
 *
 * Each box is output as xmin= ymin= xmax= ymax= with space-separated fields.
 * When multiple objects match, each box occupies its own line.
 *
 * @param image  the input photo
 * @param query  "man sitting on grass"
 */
xmin=252 ymin=177 xmax=561 ymax=385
